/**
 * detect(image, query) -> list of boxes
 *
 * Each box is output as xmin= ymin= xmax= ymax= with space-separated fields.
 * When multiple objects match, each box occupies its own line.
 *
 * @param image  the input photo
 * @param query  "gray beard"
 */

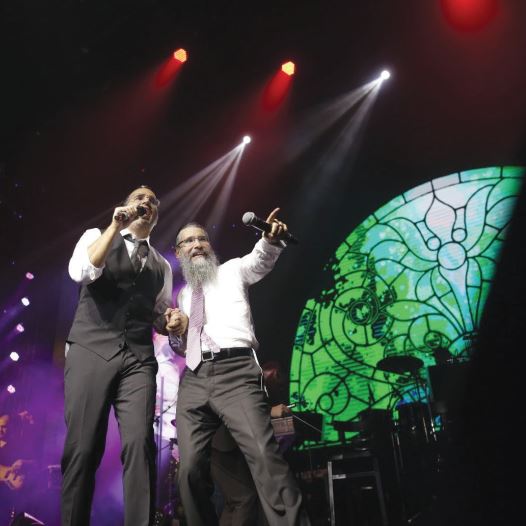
xmin=179 ymin=251 xmax=219 ymax=289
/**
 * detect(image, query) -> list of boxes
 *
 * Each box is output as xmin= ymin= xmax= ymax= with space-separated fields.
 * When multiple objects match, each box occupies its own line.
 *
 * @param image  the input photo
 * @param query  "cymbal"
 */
xmin=376 ymin=355 xmax=423 ymax=374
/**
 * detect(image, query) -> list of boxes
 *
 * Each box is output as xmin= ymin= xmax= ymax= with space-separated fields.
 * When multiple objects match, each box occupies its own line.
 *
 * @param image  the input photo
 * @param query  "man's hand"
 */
xmin=112 ymin=204 xmax=140 ymax=230
xmin=263 ymin=207 xmax=288 ymax=245
xmin=270 ymin=404 xmax=292 ymax=419
xmin=164 ymin=308 xmax=188 ymax=336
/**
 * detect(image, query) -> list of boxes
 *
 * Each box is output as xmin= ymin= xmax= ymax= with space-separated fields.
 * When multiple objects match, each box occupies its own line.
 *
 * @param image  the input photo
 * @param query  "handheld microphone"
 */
xmin=242 ymin=211 xmax=299 ymax=245
xmin=114 ymin=205 xmax=148 ymax=222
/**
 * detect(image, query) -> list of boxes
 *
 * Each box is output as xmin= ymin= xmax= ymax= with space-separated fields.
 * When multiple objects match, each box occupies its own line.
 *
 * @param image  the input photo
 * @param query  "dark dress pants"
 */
xmin=211 ymin=441 xmax=268 ymax=526
xmin=176 ymin=355 xmax=308 ymax=526
xmin=61 ymin=343 xmax=157 ymax=526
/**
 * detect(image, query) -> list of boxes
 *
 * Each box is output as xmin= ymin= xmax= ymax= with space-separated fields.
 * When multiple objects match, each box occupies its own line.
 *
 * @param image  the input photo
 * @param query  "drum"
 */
xmin=395 ymin=402 xmax=431 ymax=442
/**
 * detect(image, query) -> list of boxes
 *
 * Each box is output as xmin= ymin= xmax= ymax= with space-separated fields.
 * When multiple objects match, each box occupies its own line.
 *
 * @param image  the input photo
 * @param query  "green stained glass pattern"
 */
xmin=290 ymin=166 xmax=524 ymax=448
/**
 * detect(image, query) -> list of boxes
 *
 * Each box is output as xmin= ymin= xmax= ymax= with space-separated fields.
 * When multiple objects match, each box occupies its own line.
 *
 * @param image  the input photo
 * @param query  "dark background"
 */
xmin=1 ymin=1 xmax=525 ymax=524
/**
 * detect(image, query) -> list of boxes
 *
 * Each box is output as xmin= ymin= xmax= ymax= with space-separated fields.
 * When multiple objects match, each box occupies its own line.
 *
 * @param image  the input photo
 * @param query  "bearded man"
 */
xmin=166 ymin=208 xmax=309 ymax=526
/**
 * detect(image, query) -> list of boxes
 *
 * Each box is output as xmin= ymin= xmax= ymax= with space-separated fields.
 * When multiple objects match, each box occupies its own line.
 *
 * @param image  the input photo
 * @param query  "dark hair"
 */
xmin=123 ymin=185 xmax=157 ymax=206
xmin=261 ymin=361 xmax=285 ymax=391
xmin=175 ymin=222 xmax=208 ymax=246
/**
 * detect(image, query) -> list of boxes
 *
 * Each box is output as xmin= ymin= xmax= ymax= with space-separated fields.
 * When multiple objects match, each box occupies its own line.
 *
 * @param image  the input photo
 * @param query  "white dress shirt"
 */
xmin=176 ymin=237 xmax=283 ymax=352
xmin=68 ymin=227 xmax=173 ymax=328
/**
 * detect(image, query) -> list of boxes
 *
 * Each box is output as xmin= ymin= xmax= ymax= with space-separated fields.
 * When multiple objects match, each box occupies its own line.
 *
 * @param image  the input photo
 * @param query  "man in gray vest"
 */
xmin=62 ymin=186 xmax=181 ymax=526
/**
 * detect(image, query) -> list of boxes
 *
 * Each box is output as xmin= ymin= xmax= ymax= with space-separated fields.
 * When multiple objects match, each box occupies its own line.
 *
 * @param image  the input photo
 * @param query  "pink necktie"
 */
xmin=186 ymin=287 xmax=219 ymax=370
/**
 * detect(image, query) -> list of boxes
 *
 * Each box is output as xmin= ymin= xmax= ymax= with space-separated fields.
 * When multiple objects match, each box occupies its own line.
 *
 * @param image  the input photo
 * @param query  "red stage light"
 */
xmin=281 ymin=61 xmax=295 ymax=76
xmin=173 ymin=48 xmax=188 ymax=63
xmin=156 ymin=50 xmax=186 ymax=88
xmin=261 ymin=62 xmax=295 ymax=111
xmin=440 ymin=0 xmax=499 ymax=31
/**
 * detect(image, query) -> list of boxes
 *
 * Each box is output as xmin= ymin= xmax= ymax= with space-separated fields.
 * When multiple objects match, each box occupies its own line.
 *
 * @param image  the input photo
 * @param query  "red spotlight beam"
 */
xmin=155 ymin=49 xmax=188 ymax=88
xmin=262 ymin=69 xmax=294 ymax=112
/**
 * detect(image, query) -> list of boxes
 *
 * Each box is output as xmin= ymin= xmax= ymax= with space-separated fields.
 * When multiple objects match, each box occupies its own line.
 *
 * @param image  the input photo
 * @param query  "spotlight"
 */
xmin=281 ymin=61 xmax=295 ymax=76
xmin=16 ymin=323 xmax=24 ymax=333
xmin=173 ymin=48 xmax=188 ymax=63
xmin=10 ymin=352 xmax=20 ymax=362
xmin=7 ymin=385 xmax=16 ymax=394
xmin=21 ymin=297 xmax=30 ymax=307
xmin=379 ymin=70 xmax=391 ymax=81
xmin=25 ymin=272 xmax=34 ymax=280
xmin=242 ymin=135 xmax=252 ymax=145
xmin=440 ymin=0 xmax=499 ymax=31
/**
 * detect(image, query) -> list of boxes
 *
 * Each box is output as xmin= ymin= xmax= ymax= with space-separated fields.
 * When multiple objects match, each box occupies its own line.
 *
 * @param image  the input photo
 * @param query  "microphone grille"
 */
xmin=242 ymin=211 xmax=255 ymax=225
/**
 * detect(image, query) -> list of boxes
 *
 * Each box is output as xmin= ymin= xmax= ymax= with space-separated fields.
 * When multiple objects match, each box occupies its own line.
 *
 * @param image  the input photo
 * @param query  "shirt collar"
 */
xmin=120 ymin=228 xmax=151 ymax=246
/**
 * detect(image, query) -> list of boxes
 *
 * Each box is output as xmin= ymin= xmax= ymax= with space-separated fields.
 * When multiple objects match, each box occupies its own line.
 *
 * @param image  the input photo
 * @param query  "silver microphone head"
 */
xmin=242 ymin=211 xmax=255 ymax=225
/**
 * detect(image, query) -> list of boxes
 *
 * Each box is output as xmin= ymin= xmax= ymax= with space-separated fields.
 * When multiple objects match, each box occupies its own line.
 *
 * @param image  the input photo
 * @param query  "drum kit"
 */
xmin=376 ymin=354 xmax=439 ymax=444
xmin=331 ymin=353 xmax=466 ymax=524
xmin=376 ymin=354 xmax=465 ymax=523
xmin=376 ymin=353 xmax=467 ymax=442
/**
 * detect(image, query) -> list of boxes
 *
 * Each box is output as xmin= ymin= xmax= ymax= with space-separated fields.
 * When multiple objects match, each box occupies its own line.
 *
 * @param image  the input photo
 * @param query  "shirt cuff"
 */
xmin=259 ymin=236 xmax=285 ymax=251
xmin=87 ymin=262 xmax=104 ymax=281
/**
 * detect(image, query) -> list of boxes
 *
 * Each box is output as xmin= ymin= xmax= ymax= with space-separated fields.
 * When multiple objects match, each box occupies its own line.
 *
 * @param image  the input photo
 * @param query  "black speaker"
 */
xmin=428 ymin=362 xmax=469 ymax=408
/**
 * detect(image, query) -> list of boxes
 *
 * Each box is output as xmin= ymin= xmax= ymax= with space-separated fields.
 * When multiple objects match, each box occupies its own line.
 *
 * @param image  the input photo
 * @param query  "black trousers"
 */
xmin=211 ymin=441 xmax=268 ymax=526
xmin=176 ymin=355 xmax=309 ymax=526
xmin=61 ymin=343 xmax=157 ymax=526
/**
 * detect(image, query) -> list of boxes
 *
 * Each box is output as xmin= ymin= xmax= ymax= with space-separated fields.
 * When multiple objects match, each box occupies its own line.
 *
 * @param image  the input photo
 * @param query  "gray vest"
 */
xmin=67 ymin=233 xmax=166 ymax=361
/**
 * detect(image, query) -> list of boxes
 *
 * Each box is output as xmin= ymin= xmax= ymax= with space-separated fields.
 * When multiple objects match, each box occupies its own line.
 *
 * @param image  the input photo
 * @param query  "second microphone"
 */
xmin=242 ymin=211 xmax=299 ymax=245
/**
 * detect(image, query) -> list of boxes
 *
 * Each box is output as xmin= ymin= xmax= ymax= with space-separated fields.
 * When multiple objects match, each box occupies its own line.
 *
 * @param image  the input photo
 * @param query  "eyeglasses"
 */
xmin=177 ymin=235 xmax=209 ymax=247
xmin=128 ymin=193 xmax=160 ymax=207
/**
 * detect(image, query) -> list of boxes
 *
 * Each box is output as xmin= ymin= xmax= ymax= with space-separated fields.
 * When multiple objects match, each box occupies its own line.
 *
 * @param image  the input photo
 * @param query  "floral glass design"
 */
xmin=290 ymin=166 xmax=524 ymax=447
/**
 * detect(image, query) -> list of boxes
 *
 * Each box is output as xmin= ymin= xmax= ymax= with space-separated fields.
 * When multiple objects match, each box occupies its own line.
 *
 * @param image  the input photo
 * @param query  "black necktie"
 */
xmin=124 ymin=234 xmax=149 ymax=273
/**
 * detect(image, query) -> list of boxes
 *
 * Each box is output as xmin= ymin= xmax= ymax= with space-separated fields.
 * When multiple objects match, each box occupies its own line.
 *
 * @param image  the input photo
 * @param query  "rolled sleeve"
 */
xmin=68 ymin=229 xmax=104 ymax=284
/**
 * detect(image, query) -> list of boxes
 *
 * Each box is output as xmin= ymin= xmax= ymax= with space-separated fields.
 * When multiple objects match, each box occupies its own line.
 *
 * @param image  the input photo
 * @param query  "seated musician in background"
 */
xmin=0 ymin=411 xmax=36 ymax=521
xmin=210 ymin=361 xmax=294 ymax=526
xmin=261 ymin=361 xmax=296 ymax=452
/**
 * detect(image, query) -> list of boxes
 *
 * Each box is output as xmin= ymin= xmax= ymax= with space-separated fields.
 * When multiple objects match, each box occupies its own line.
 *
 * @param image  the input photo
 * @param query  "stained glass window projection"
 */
xmin=290 ymin=166 xmax=524 ymax=448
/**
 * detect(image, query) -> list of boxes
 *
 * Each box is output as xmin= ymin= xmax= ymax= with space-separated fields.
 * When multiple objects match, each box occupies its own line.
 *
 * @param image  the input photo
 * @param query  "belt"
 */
xmin=201 ymin=347 xmax=252 ymax=362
